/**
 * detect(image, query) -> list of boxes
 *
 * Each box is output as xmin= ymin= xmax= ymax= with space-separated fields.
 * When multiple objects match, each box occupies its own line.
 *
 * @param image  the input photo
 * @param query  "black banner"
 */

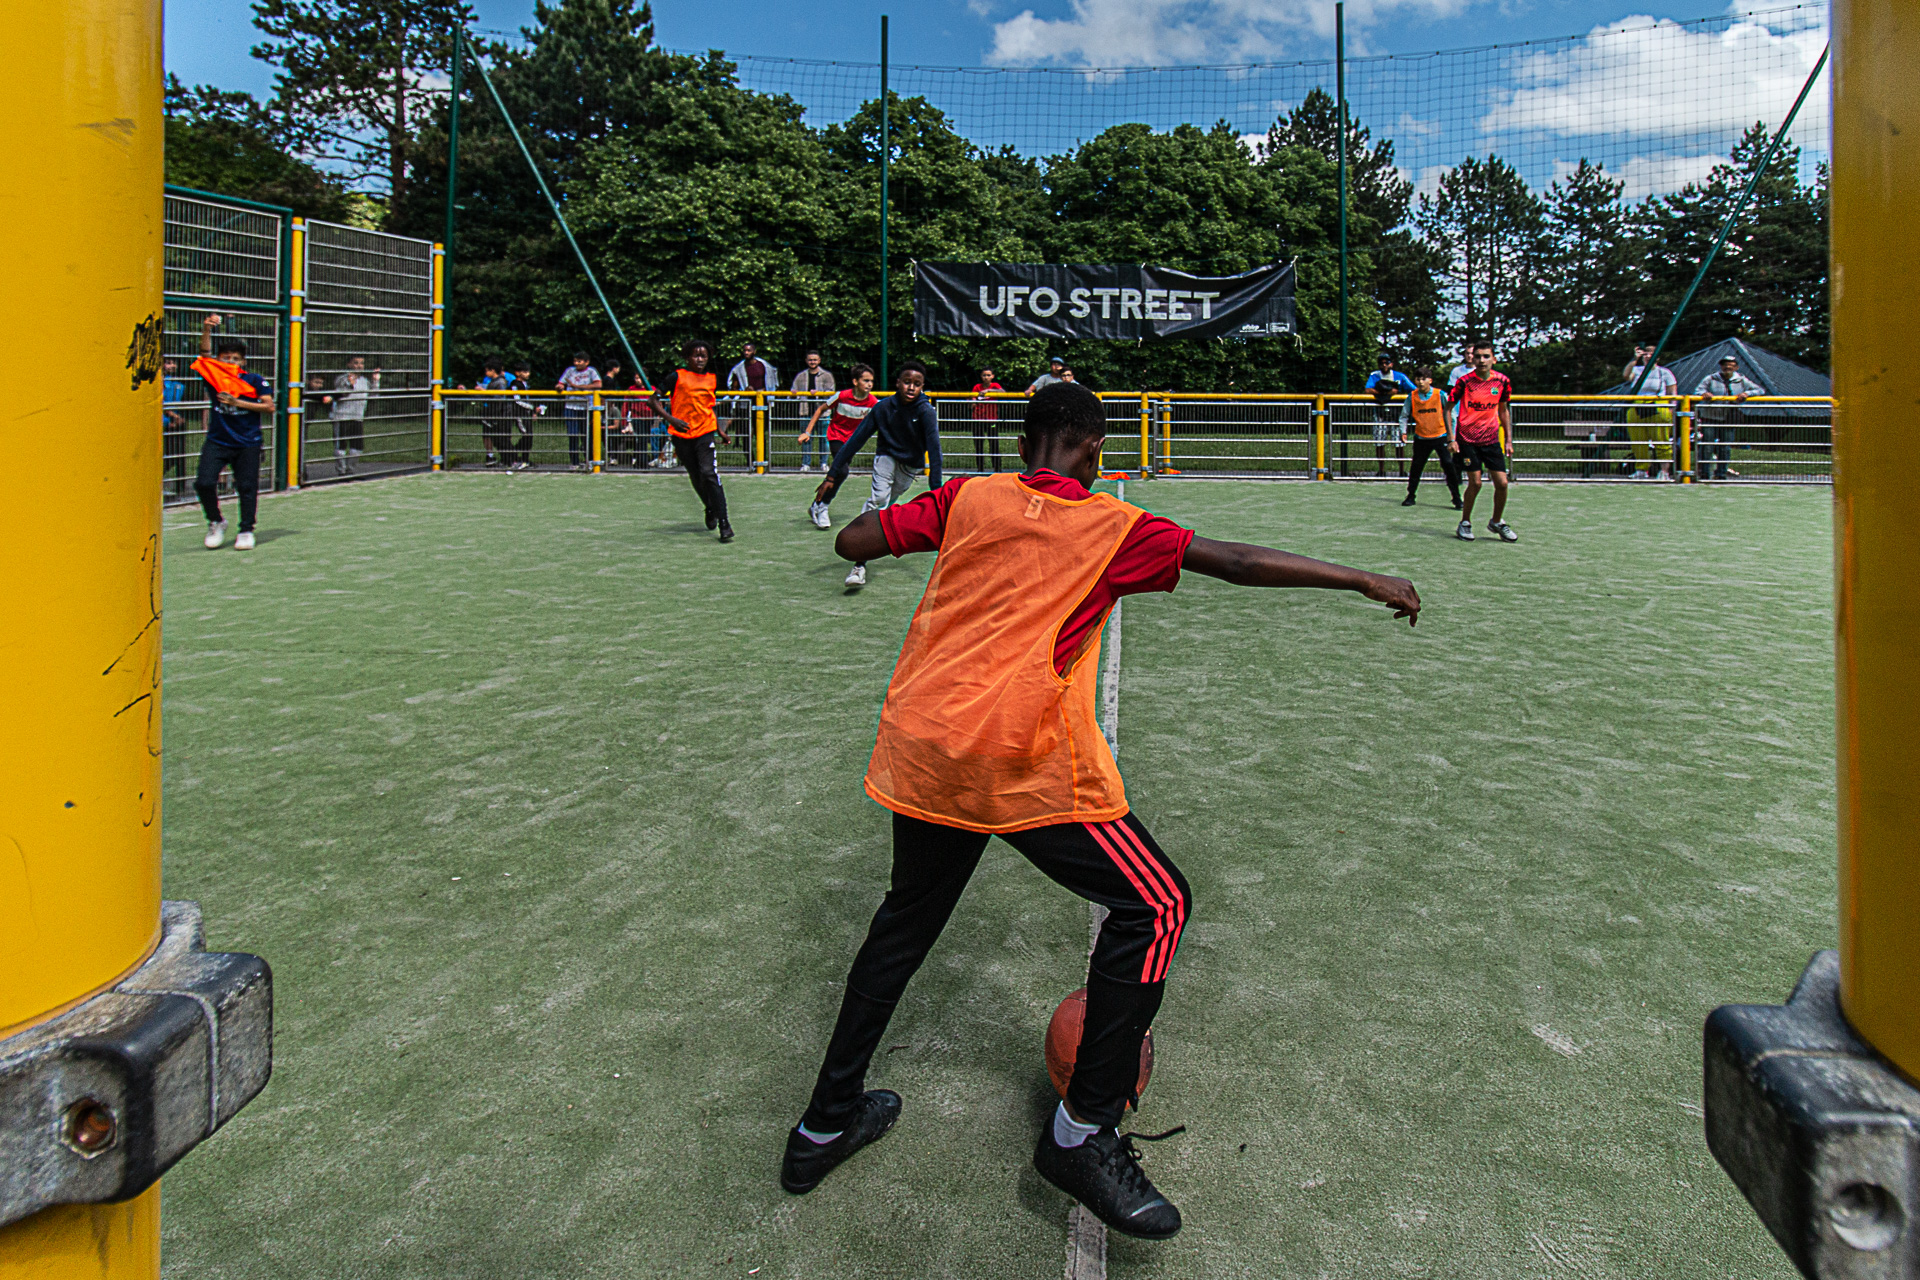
xmin=912 ymin=260 xmax=1294 ymax=341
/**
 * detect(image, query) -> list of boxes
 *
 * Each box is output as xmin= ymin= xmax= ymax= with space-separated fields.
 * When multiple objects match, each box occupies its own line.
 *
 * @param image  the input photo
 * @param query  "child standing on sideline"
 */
xmin=556 ymin=352 xmax=601 ymax=470
xmin=477 ymin=357 xmax=516 ymax=467
xmin=970 ymin=368 xmax=1004 ymax=473
xmin=648 ymin=339 xmax=734 ymax=542
xmin=1400 ymin=366 xmax=1461 ymax=508
xmin=797 ymin=364 xmax=878 ymax=528
xmin=814 ymin=361 xmax=942 ymax=588
xmin=1364 ymin=353 xmax=1415 ymax=477
xmin=782 ymin=382 xmax=1421 ymax=1239
xmin=330 ymin=355 xmax=379 ymax=474
xmin=191 ymin=313 xmax=275 ymax=550
xmin=1450 ymin=341 xmax=1518 ymax=542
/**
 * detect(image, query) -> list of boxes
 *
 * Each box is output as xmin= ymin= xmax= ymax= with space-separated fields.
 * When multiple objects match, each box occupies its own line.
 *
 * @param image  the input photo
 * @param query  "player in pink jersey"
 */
xmin=799 ymin=363 xmax=879 ymax=529
xmin=1447 ymin=341 xmax=1518 ymax=542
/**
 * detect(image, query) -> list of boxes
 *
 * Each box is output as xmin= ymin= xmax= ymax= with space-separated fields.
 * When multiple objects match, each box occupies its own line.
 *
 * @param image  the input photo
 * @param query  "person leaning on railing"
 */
xmin=1693 ymin=356 xmax=1761 ymax=482
xmin=1623 ymin=345 xmax=1677 ymax=480
xmin=792 ymin=351 xmax=837 ymax=472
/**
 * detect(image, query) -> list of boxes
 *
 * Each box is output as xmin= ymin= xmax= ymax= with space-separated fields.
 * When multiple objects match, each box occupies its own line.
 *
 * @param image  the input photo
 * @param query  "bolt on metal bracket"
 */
xmin=1706 ymin=949 xmax=1920 ymax=1279
xmin=0 ymin=901 xmax=272 ymax=1228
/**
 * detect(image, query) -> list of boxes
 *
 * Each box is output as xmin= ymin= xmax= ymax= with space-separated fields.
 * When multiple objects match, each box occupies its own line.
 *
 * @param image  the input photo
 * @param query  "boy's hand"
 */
xmin=716 ymin=426 xmax=732 ymax=446
xmin=203 ymin=313 xmax=221 ymax=329
xmin=1362 ymin=573 xmax=1421 ymax=626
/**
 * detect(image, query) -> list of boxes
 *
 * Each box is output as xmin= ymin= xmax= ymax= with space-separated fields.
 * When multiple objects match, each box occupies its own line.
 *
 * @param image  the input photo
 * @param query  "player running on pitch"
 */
xmin=781 ymin=382 xmax=1421 ymax=1239
xmin=810 ymin=360 xmax=942 ymax=588
xmin=647 ymin=339 xmax=735 ymax=542
xmin=798 ymin=363 xmax=878 ymax=528
xmin=1450 ymin=340 xmax=1518 ymax=542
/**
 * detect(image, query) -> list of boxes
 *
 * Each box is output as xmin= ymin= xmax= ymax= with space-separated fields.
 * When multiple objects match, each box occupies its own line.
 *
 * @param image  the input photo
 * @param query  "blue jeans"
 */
xmin=649 ymin=420 xmax=670 ymax=460
xmin=802 ymin=430 xmax=830 ymax=468
xmin=564 ymin=406 xmax=589 ymax=465
xmin=1701 ymin=423 xmax=1735 ymax=480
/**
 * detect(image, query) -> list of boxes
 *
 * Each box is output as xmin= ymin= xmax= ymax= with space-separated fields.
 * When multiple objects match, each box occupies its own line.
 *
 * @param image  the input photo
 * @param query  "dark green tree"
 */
xmin=1416 ymin=155 xmax=1550 ymax=355
xmin=1505 ymin=158 xmax=1638 ymax=391
xmin=163 ymin=76 xmax=356 ymax=220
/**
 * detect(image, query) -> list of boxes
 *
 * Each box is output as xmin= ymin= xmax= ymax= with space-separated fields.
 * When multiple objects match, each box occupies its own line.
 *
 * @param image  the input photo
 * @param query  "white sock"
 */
xmin=797 ymin=1122 xmax=842 ymax=1145
xmin=1052 ymin=1101 xmax=1100 ymax=1149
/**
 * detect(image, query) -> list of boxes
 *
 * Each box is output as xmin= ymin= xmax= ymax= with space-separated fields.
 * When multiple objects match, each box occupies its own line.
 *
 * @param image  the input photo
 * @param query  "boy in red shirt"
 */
xmin=780 ymin=383 xmax=1421 ymax=1239
xmin=1447 ymin=341 xmax=1519 ymax=542
xmin=970 ymin=366 xmax=1005 ymax=472
xmin=798 ymin=363 xmax=878 ymax=529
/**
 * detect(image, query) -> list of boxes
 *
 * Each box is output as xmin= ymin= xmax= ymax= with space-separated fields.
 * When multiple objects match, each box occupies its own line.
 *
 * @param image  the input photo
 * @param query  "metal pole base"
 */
xmin=1706 ymin=950 xmax=1920 ymax=1278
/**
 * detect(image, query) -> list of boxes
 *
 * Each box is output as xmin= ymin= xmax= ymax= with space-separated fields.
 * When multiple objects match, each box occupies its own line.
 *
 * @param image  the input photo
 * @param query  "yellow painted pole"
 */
xmin=755 ymin=391 xmax=767 ymax=474
xmin=1138 ymin=392 xmax=1150 ymax=474
xmin=430 ymin=244 xmax=445 ymax=471
xmin=286 ymin=219 xmax=306 ymax=489
xmin=1313 ymin=396 xmax=1327 ymax=479
xmin=1679 ymin=396 xmax=1694 ymax=484
xmin=589 ymin=394 xmax=605 ymax=472
xmin=1832 ymin=0 xmax=1919 ymax=1080
xmin=0 ymin=0 xmax=167 ymax=1270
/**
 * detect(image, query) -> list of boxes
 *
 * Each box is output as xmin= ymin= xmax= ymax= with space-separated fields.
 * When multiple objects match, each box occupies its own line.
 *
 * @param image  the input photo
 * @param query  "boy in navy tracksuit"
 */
xmin=816 ymin=360 xmax=943 ymax=588
xmin=193 ymin=313 xmax=275 ymax=550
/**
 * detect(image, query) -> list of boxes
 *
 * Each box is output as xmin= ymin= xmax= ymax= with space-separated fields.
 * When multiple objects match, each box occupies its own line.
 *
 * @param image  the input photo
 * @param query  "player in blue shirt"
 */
xmin=192 ymin=313 xmax=275 ymax=550
xmin=1364 ymin=353 xmax=1417 ymax=479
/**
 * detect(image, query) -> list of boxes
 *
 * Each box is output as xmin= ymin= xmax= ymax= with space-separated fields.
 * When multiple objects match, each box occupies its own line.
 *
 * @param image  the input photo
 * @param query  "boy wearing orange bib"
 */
xmin=1400 ymin=365 xmax=1462 ymax=508
xmin=782 ymin=384 xmax=1422 ymax=1239
xmin=648 ymin=339 xmax=735 ymax=542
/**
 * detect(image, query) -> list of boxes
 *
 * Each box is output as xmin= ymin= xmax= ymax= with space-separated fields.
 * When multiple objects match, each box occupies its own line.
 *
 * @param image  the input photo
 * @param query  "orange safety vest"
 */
xmin=864 ymin=472 xmax=1145 ymax=833
xmin=192 ymin=356 xmax=257 ymax=400
xmin=668 ymin=369 xmax=718 ymax=439
xmin=1407 ymin=386 xmax=1448 ymax=439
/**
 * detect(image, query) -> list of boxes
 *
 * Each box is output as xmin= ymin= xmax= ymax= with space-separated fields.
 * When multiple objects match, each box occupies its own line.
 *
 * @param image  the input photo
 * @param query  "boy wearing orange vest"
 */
xmin=1400 ymin=364 xmax=1462 ymax=508
xmin=647 ymin=338 xmax=735 ymax=542
xmin=781 ymin=383 xmax=1422 ymax=1238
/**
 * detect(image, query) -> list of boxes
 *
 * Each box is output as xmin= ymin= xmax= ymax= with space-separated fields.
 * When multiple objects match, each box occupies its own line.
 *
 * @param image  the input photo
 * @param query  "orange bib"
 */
xmin=668 ymin=369 xmax=718 ymax=438
xmin=865 ymin=473 xmax=1144 ymax=833
xmin=192 ymin=356 xmax=254 ymax=399
xmin=1408 ymin=387 xmax=1448 ymax=439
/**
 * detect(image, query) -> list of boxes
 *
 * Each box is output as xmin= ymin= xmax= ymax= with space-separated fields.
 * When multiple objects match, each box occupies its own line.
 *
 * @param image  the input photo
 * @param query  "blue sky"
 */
xmin=167 ymin=0 xmax=1795 ymax=96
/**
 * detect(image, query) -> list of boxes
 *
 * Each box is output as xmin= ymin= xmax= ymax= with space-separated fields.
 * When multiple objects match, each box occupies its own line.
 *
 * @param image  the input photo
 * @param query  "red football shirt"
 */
xmin=877 ymin=469 xmax=1194 ymax=674
xmin=1448 ymin=369 xmax=1511 ymax=444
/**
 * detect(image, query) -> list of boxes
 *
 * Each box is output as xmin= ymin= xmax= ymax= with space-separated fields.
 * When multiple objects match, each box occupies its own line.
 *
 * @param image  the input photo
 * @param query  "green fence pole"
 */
xmin=879 ymin=14 xmax=890 ymax=386
xmin=1336 ymin=0 xmax=1349 ymax=395
xmin=444 ymin=27 xmax=462 ymax=304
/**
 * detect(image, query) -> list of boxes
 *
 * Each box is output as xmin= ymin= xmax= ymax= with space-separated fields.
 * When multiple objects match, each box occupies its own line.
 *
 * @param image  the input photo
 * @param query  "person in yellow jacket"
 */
xmin=780 ymin=382 xmax=1421 ymax=1239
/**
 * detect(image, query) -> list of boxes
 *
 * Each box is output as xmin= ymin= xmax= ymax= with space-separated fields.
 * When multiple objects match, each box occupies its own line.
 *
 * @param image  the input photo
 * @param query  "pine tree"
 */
xmin=1417 ymin=156 xmax=1549 ymax=355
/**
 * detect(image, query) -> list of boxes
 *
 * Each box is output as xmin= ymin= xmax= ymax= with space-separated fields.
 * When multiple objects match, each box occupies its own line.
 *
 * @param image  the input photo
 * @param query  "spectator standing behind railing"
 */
xmin=162 ymin=358 xmax=189 ymax=499
xmin=508 ymin=360 xmax=538 ymax=470
xmin=1027 ymin=356 xmax=1064 ymax=396
xmin=1623 ymin=344 xmax=1677 ymax=480
xmin=726 ymin=341 xmax=778 ymax=464
xmin=970 ymin=368 xmax=1005 ymax=473
xmin=1693 ymin=355 xmax=1761 ymax=482
xmin=476 ymin=357 xmax=515 ymax=468
xmin=331 ymin=355 xmax=379 ymax=475
xmin=792 ymin=350 xmax=837 ymax=472
xmin=556 ymin=352 xmax=601 ymax=471
xmin=1365 ymin=352 xmax=1416 ymax=478
xmin=608 ymin=371 xmax=651 ymax=468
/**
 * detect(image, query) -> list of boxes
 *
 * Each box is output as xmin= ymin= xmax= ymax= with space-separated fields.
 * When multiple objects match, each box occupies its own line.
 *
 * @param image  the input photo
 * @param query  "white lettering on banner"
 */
xmin=1029 ymin=287 xmax=1061 ymax=318
xmin=1091 ymin=287 xmax=1120 ymax=318
xmin=1167 ymin=290 xmax=1192 ymax=320
xmin=1192 ymin=291 xmax=1221 ymax=319
xmin=1143 ymin=289 xmax=1167 ymax=320
xmin=1119 ymin=288 xmax=1143 ymax=320
xmin=1068 ymin=288 xmax=1092 ymax=318
xmin=979 ymin=286 xmax=1007 ymax=317
xmin=1006 ymin=286 xmax=1032 ymax=315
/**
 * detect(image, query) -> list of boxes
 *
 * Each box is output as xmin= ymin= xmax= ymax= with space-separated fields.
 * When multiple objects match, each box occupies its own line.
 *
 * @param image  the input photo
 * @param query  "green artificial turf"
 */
xmin=159 ymin=472 xmax=1833 ymax=1278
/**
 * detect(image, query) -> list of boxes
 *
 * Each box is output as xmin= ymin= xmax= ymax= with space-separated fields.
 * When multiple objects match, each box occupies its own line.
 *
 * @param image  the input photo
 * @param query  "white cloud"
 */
xmin=1481 ymin=13 xmax=1828 ymax=144
xmin=1551 ymin=152 xmax=1726 ymax=198
xmin=986 ymin=0 xmax=1475 ymax=69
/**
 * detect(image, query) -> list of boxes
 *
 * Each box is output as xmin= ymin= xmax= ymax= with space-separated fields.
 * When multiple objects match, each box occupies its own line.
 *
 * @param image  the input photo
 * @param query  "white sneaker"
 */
xmin=845 ymin=564 xmax=866 ymax=587
xmin=1489 ymin=520 xmax=1518 ymax=543
xmin=810 ymin=502 xmax=831 ymax=529
xmin=235 ymin=530 xmax=256 ymax=550
xmin=1631 ymin=470 xmax=1648 ymax=479
xmin=801 ymin=463 xmax=815 ymax=473
xmin=204 ymin=520 xmax=227 ymax=549
xmin=1455 ymin=519 xmax=1474 ymax=542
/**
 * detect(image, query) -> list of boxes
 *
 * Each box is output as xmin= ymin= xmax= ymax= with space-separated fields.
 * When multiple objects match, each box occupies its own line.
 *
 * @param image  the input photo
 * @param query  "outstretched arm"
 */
xmin=834 ymin=510 xmax=889 ymax=562
xmin=1182 ymin=537 xmax=1420 ymax=625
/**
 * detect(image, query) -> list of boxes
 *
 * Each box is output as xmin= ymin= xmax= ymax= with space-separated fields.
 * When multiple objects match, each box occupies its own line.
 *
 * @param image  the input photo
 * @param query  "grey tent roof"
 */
xmin=1603 ymin=337 xmax=1831 ymax=397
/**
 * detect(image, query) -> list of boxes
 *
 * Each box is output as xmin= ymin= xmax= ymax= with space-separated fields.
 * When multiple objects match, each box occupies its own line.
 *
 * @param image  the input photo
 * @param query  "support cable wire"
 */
xmin=464 ymin=36 xmax=652 ymax=391
xmin=1631 ymin=42 xmax=1829 ymax=395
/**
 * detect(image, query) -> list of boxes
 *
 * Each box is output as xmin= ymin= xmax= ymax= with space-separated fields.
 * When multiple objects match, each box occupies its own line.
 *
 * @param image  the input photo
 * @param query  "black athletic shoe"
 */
xmin=1451 ymin=496 xmax=1464 ymax=510
xmin=1033 ymin=1123 xmax=1185 ymax=1240
xmin=718 ymin=521 xmax=735 ymax=543
xmin=1401 ymin=494 xmax=1416 ymax=506
xmin=781 ymin=1090 xmax=902 ymax=1194
xmin=705 ymin=509 xmax=719 ymax=531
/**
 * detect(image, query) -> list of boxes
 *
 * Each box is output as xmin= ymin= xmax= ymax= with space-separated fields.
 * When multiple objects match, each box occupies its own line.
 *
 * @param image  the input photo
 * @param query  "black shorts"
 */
xmin=1456 ymin=439 xmax=1507 ymax=474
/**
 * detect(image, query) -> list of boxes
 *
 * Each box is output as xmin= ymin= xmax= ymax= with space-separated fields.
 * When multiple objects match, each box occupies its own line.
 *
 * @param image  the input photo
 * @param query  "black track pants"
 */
xmin=672 ymin=433 xmax=728 ymax=524
xmin=1406 ymin=435 xmax=1462 ymax=502
xmin=194 ymin=439 xmax=261 ymax=531
xmin=802 ymin=810 xmax=1191 ymax=1131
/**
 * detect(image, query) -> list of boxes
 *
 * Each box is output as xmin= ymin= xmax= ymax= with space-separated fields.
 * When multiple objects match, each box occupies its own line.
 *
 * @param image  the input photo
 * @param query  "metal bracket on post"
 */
xmin=1705 ymin=950 xmax=1920 ymax=1279
xmin=0 ymin=901 xmax=272 ymax=1229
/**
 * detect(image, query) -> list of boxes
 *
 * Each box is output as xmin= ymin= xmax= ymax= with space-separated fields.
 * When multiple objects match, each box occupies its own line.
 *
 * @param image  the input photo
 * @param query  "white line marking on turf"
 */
xmin=1066 ymin=476 xmax=1124 ymax=1280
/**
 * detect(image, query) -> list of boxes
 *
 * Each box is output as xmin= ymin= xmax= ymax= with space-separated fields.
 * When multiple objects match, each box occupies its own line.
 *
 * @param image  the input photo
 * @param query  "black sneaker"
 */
xmin=705 ymin=509 xmax=719 ymax=531
xmin=781 ymin=1090 xmax=901 ymax=1194
xmin=1033 ymin=1123 xmax=1184 ymax=1240
xmin=1401 ymin=494 xmax=1416 ymax=506
xmin=718 ymin=521 xmax=735 ymax=543
xmin=1451 ymin=497 xmax=1464 ymax=510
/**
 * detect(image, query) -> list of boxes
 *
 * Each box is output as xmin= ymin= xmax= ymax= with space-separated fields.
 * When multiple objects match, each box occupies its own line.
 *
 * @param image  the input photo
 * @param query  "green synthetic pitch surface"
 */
xmin=158 ymin=474 xmax=1833 ymax=1279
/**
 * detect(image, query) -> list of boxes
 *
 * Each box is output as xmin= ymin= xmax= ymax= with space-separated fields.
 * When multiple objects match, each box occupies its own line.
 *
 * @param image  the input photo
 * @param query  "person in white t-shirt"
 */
xmin=1622 ymin=344 xmax=1677 ymax=479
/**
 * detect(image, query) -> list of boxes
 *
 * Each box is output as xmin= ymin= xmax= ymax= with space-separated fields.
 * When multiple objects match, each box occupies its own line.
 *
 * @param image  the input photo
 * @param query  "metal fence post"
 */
xmin=429 ymin=243 xmax=445 ymax=470
xmin=755 ymin=392 xmax=768 ymax=473
xmin=1138 ymin=392 xmax=1151 ymax=475
xmin=1678 ymin=396 xmax=1695 ymax=482
xmin=287 ymin=218 xmax=307 ymax=489
xmin=589 ymin=394 xmax=605 ymax=473
xmin=1313 ymin=397 xmax=1328 ymax=479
